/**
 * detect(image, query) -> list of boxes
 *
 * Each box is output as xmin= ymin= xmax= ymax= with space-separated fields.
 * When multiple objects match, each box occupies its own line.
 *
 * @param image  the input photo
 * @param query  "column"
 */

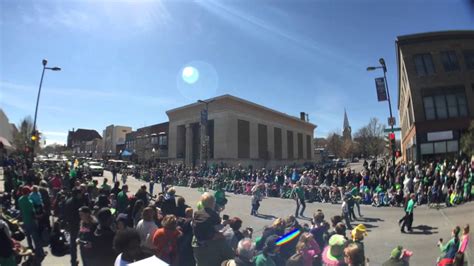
xmin=185 ymin=124 xmax=193 ymax=166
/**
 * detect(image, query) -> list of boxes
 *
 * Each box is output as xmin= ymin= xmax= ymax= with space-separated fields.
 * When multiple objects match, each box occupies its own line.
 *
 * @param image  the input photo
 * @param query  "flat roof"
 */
xmin=166 ymin=94 xmax=316 ymax=128
xmin=397 ymin=30 xmax=474 ymax=45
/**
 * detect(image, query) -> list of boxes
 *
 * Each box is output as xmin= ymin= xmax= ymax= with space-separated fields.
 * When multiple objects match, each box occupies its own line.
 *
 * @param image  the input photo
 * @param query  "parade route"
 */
xmin=24 ymin=170 xmax=470 ymax=266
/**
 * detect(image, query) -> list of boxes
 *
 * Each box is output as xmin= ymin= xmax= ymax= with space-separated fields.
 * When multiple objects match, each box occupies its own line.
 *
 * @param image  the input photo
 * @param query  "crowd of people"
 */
xmin=0 ymin=154 xmax=472 ymax=266
xmin=126 ymin=158 xmax=473 ymax=210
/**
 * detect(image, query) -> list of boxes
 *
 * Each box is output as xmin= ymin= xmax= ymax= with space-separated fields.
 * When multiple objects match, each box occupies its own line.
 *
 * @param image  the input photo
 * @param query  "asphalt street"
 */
xmin=3 ymin=170 xmax=473 ymax=265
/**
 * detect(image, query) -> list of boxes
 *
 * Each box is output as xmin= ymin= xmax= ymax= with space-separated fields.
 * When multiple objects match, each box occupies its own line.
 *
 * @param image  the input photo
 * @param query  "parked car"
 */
xmin=352 ymin=157 xmax=359 ymax=163
xmin=337 ymin=159 xmax=349 ymax=168
xmin=87 ymin=161 xmax=104 ymax=176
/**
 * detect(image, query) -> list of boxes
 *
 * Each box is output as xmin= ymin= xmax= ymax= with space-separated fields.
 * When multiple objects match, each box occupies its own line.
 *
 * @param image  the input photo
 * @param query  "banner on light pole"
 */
xmin=375 ymin=77 xmax=387 ymax=102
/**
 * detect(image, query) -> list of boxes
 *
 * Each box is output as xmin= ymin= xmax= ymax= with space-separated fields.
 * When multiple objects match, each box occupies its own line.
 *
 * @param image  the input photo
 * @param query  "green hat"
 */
xmin=390 ymin=246 xmax=403 ymax=259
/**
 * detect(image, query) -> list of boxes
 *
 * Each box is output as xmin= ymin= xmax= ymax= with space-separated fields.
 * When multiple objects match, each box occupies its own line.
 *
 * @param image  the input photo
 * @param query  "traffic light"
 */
xmin=384 ymin=135 xmax=391 ymax=150
xmin=389 ymin=132 xmax=395 ymax=151
xmin=31 ymin=130 xmax=40 ymax=142
xmin=395 ymin=150 xmax=402 ymax=158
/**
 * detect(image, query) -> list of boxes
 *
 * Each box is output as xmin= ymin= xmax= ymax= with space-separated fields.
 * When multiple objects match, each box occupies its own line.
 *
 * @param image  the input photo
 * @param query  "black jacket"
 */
xmin=64 ymin=197 xmax=87 ymax=232
xmin=90 ymin=227 xmax=116 ymax=265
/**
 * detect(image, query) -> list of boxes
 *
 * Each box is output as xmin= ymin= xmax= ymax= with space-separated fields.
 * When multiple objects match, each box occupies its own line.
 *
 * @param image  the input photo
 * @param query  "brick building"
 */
xmin=125 ymin=122 xmax=169 ymax=161
xmin=396 ymin=30 xmax=474 ymax=162
xmin=67 ymin=129 xmax=102 ymax=155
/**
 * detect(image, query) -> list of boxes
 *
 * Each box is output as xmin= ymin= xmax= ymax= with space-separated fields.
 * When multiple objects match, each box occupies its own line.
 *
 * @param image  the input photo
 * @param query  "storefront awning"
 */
xmin=0 ymin=136 xmax=14 ymax=150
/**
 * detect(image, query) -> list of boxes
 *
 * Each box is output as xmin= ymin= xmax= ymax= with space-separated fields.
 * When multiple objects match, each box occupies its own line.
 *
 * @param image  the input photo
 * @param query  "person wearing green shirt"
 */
xmin=214 ymin=185 xmax=227 ymax=212
xmin=438 ymin=226 xmax=461 ymax=260
xmin=351 ymin=185 xmax=363 ymax=217
xmin=101 ymin=178 xmax=112 ymax=193
xmin=117 ymin=185 xmax=129 ymax=214
xmin=400 ymin=193 xmax=415 ymax=233
xmin=291 ymin=181 xmax=306 ymax=217
xmin=18 ymin=186 xmax=45 ymax=258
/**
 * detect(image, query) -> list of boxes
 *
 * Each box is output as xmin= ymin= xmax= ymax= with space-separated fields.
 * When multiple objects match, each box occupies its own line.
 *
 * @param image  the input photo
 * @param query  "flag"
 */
xmin=375 ymin=77 xmax=387 ymax=101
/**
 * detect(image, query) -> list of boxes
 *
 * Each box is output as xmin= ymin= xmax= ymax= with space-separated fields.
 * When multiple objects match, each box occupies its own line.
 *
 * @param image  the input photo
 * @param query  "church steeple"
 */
xmin=343 ymin=109 xmax=352 ymax=140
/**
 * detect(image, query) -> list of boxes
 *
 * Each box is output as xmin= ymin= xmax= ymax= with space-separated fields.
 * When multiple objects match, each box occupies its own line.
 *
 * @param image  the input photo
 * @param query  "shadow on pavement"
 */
xmin=408 ymin=225 xmax=439 ymax=235
xmin=255 ymin=214 xmax=277 ymax=220
xmin=296 ymin=216 xmax=312 ymax=222
xmin=359 ymin=217 xmax=385 ymax=223
xmin=347 ymin=222 xmax=378 ymax=232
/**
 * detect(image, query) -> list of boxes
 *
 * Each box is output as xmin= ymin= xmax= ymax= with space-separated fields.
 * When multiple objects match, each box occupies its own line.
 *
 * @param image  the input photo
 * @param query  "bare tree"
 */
xmin=341 ymin=138 xmax=354 ymax=159
xmin=353 ymin=118 xmax=385 ymax=157
xmin=13 ymin=116 xmax=38 ymax=154
xmin=326 ymin=132 xmax=343 ymax=158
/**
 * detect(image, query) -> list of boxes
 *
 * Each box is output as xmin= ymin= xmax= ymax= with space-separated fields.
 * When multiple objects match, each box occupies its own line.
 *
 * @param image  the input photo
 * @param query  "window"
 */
xmin=463 ymin=50 xmax=474 ymax=69
xmin=287 ymin=131 xmax=294 ymax=160
xmin=414 ymin=53 xmax=435 ymax=76
xmin=297 ymin=133 xmax=303 ymax=159
xmin=440 ymin=51 xmax=459 ymax=71
xmin=457 ymin=93 xmax=468 ymax=117
xmin=446 ymin=94 xmax=458 ymax=118
xmin=423 ymin=92 xmax=468 ymax=120
xmin=159 ymin=135 xmax=168 ymax=146
xmin=274 ymin=128 xmax=282 ymax=160
xmin=434 ymin=95 xmax=447 ymax=119
xmin=423 ymin=96 xmax=436 ymax=120
xmin=306 ymin=135 xmax=312 ymax=160
xmin=258 ymin=124 xmax=268 ymax=159
xmin=420 ymin=143 xmax=434 ymax=155
xmin=447 ymin=140 xmax=458 ymax=152
xmin=434 ymin=141 xmax=447 ymax=154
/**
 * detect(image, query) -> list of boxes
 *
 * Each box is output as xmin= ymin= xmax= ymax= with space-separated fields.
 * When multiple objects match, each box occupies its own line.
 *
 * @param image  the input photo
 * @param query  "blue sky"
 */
xmin=1 ymin=0 xmax=473 ymax=145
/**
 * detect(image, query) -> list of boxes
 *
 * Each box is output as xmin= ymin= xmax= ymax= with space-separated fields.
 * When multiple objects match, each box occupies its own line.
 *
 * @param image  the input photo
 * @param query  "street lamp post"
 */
xmin=152 ymin=147 xmax=156 ymax=163
xmin=367 ymin=58 xmax=395 ymax=167
xmin=197 ymin=99 xmax=214 ymax=167
xmin=31 ymin=59 xmax=61 ymax=164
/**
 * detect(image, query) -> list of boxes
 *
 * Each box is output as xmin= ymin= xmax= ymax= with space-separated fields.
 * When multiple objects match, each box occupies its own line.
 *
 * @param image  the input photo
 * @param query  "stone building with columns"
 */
xmin=166 ymin=94 xmax=316 ymax=168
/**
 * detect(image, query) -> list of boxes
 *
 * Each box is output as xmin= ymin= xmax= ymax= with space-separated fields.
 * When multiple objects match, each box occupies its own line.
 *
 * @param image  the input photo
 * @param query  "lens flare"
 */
xmin=182 ymin=66 xmax=199 ymax=84
xmin=177 ymin=61 xmax=219 ymax=101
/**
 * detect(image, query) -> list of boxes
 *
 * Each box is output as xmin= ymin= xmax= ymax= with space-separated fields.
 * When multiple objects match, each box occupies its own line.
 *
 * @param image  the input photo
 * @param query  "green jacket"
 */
xmin=117 ymin=191 xmax=129 ymax=213
xmin=19 ymin=195 xmax=35 ymax=225
xmin=291 ymin=187 xmax=305 ymax=200
xmin=405 ymin=199 xmax=414 ymax=214
xmin=255 ymin=253 xmax=276 ymax=266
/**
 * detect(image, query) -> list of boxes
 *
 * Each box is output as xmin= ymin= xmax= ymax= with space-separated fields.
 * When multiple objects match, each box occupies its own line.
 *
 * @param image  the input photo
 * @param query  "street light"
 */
xmin=367 ymin=57 xmax=395 ymax=166
xmin=197 ymin=99 xmax=215 ymax=167
xmin=31 ymin=59 xmax=61 ymax=164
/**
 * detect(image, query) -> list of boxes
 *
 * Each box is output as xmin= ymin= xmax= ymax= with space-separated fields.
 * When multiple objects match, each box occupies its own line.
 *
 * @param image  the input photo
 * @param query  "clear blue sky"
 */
xmin=1 ymin=0 xmax=472 ymax=145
